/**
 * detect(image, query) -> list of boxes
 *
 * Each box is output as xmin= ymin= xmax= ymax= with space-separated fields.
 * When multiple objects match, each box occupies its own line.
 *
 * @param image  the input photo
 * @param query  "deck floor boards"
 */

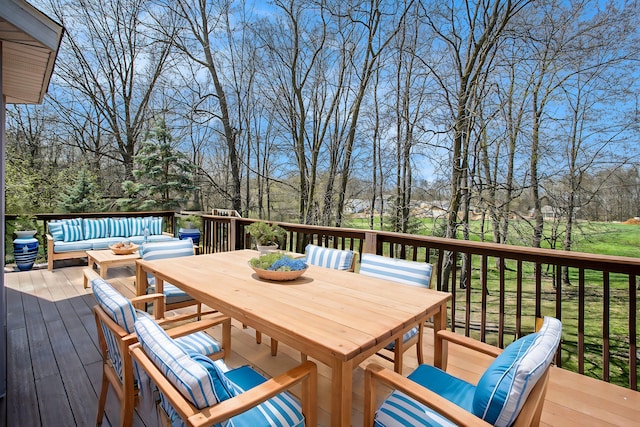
xmin=2 ymin=264 xmax=640 ymax=426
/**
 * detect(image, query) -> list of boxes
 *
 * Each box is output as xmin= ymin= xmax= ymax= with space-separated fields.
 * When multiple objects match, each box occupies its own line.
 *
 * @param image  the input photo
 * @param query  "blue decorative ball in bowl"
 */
xmin=249 ymin=252 xmax=308 ymax=281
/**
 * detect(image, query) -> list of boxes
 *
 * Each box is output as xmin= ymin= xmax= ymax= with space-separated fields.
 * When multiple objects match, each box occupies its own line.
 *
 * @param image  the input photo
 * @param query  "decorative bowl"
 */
xmin=250 ymin=265 xmax=308 ymax=281
xmin=109 ymin=243 xmax=139 ymax=255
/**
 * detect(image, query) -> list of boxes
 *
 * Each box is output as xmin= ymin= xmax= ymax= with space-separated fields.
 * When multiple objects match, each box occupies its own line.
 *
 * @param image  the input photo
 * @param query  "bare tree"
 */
xmin=48 ymin=0 xmax=175 ymax=179
xmin=165 ymin=0 xmax=243 ymax=212
xmin=418 ymin=0 xmax=530 ymax=290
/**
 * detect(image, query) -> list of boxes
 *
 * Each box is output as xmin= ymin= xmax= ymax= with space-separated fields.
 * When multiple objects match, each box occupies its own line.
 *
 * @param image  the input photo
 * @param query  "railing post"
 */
xmin=229 ymin=218 xmax=237 ymax=251
xmin=363 ymin=231 xmax=377 ymax=254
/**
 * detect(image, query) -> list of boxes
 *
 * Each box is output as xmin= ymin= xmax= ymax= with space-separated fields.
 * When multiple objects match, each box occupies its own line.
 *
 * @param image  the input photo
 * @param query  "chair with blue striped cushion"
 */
xmin=359 ymin=253 xmax=433 ymax=373
xmin=305 ymin=244 xmax=356 ymax=271
xmin=131 ymin=315 xmax=318 ymax=427
xmin=139 ymin=239 xmax=206 ymax=318
xmin=88 ymin=268 xmax=230 ymax=427
xmin=365 ymin=316 xmax=562 ymax=427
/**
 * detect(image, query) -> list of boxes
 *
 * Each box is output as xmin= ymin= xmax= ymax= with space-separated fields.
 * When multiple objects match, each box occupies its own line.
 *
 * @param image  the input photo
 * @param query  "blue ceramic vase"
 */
xmin=13 ymin=231 xmax=39 ymax=271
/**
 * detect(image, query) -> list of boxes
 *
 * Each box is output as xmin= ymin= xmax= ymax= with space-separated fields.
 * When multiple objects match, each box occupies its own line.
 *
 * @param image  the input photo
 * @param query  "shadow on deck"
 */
xmin=2 ymin=264 xmax=639 ymax=426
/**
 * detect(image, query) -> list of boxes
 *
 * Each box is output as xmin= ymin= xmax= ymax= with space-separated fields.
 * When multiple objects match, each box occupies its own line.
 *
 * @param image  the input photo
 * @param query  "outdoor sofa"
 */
xmin=46 ymin=216 xmax=177 ymax=270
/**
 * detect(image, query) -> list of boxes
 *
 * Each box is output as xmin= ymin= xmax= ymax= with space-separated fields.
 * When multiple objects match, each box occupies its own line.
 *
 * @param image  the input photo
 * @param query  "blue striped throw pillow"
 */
xmin=48 ymin=221 xmax=64 ymax=241
xmin=147 ymin=217 xmax=163 ymax=235
xmin=62 ymin=223 xmax=84 ymax=242
xmin=109 ymin=218 xmax=130 ymax=237
xmin=128 ymin=217 xmax=148 ymax=236
xmin=84 ymin=218 xmax=109 ymax=239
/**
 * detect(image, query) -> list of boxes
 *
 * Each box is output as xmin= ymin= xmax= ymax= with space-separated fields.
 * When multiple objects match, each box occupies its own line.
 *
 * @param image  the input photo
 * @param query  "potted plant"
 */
xmin=14 ymin=214 xmax=38 ymax=238
xmin=178 ymin=214 xmax=202 ymax=246
xmin=245 ymin=221 xmax=287 ymax=253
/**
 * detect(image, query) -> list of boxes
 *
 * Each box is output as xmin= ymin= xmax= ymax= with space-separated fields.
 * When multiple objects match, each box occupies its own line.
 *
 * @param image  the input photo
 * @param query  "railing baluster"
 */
xmin=535 ymin=263 xmax=542 ymax=319
xmin=481 ymin=255 xmax=488 ymax=343
xmin=603 ymin=271 xmax=610 ymax=382
xmin=579 ymin=269 xmax=585 ymax=374
xmin=555 ymin=265 xmax=562 ymax=368
xmin=516 ymin=260 xmax=522 ymax=338
xmin=499 ymin=257 xmax=505 ymax=348
xmin=629 ymin=275 xmax=637 ymax=390
xmin=465 ymin=252 xmax=472 ymax=337
xmin=451 ymin=250 xmax=457 ymax=333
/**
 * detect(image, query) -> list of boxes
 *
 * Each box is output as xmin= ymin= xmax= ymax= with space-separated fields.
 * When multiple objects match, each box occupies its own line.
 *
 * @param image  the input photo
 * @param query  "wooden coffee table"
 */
xmin=84 ymin=249 xmax=140 ymax=288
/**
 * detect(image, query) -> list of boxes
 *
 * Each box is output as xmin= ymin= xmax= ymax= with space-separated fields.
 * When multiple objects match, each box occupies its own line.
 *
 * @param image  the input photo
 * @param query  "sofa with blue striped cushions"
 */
xmin=359 ymin=253 xmax=433 ymax=373
xmin=131 ymin=314 xmax=317 ymax=427
xmin=367 ymin=317 xmax=562 ymax=427
xmin=305 ymin=244 xmax=356 ymax=271
xmin=47 ymin=215 xmax=177 ymax=270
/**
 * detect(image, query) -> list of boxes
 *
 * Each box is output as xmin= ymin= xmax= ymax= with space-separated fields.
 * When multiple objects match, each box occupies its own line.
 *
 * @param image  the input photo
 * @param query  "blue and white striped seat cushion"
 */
xmin=134 ymin=316 xmax=229 ymax=409
xmin=156 ymin=354 xmax=305 ymax=427
xmin=305 ymin=244 xmax=355 ymax=271
xmin=359 ymin=253 xmax=432 ymax=288
xmin=92 ymin=277 xmax=137 ymax=333
xmin=374 ymin=317 xmax=562 ymax=427
xmin=139 ymin=239 xmax=194 ymax=260
xmin=92 ymin=277 xmax=137 ymax=381
xmin=223 ymin=365 xmax=305 ymax=427
xmin=140 ymin=240 xmax=195 ymax=300
xmin=52 ymin=240 xmax=93 ymax=253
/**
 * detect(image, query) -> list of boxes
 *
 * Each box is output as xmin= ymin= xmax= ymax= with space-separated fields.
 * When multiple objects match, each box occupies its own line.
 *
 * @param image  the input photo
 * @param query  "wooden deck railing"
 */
xmin=201 ymin=214 xmax=640 ymax=391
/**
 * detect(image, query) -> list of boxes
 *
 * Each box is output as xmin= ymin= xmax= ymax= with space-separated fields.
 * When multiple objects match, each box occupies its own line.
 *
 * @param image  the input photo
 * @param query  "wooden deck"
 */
xmin=2 ymin=263 xmax=640 ymax=426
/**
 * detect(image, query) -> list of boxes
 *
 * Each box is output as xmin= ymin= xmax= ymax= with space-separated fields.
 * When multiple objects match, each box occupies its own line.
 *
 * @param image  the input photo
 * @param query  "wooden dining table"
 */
xmin=135 ymin=249 xmax=451 ymax=426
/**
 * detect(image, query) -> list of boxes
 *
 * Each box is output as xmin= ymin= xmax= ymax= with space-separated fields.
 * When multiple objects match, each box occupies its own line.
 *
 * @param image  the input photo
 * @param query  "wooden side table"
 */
xmin=84 ymin=249 xmax=140 ymax=288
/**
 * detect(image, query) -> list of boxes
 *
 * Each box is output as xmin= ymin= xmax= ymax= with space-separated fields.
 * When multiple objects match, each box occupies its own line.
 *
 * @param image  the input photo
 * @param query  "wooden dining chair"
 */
xmin=257 ymin=244 xmax=357 ymax=357
xmin=88 ymin=268 xmax=231 ymax=427
xmin=131 ymin=314 xmax=318 ymax=427
xmin=364 ymin=316 xmax=562 ymax=427
xmin=359 ymin=253 xmax=433 ymax=373
xmin=137 ymin=239 xmax=212 ymax=319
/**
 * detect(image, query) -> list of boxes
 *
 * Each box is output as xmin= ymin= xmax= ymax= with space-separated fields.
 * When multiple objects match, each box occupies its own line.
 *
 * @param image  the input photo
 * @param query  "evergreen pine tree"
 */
xmin=118 ymin=119 xmax=196 ymax=211
xmin=57 ymin=167 xmax=103 ymax=213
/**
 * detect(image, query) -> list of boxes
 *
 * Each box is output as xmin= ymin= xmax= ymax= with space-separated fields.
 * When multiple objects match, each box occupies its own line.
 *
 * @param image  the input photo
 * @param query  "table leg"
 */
xmin=100 ymin=265 xmax=108 ymax=278
xmin=433 ymin=301 xmax=448 ymax=370
xmin=134 ymin=261 xmax=148 ymax=310
xmin=330 ymin=359 xmax=353 ymax=426
xmin=155 ymin=278 xmax=165 ymax=319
